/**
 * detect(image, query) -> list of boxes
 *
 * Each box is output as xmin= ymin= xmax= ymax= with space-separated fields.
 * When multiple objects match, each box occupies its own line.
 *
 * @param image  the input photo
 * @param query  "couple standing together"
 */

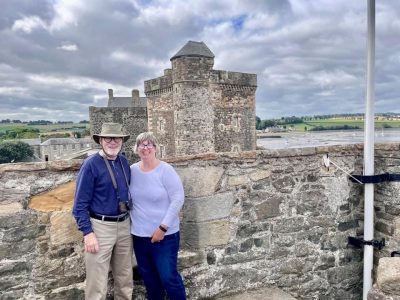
xmin=73 ymin=123 xmax=186 ymax=300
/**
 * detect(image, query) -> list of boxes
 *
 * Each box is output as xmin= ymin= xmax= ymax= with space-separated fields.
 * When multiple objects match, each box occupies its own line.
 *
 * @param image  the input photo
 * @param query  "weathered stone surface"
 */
xmin=377 ymin=257 xmax=400 ymax=296
xmin=368 ymin=287 xmax=400 ymax=300
xmin=249 ymin=169 xmax=271 ymax=182
xmin=183 ymin=192 xmax=234 ymax=222
xmin=254 ymin=197 xmax=282 ymax=219
xmin=0 ymin=202 xmax=23 ymax=216
xmin=228 ymin=174 xmax=249 ymax=186
xmin=215 ymin=286 xmax=297 ymax=300
xmin=176 ymin=166 xmax=224 ymax=197
xmin=46 ymin=282 xmax=85 ymax=300
xmin=181 ymin=220 xmax=230 ymax=249
xmin=178 ymin=250 xmax=204 ymax=269
xmin=50 ymin=211 xmax=82 ymax=246
xmin=29 ymin=181 xmax=76 ymax=212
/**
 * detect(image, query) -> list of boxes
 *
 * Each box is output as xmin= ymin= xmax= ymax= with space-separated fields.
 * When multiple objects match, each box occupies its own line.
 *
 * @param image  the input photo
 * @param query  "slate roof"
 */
xmin=171 ymin=41 xmax=214 ymax=60
xmin=41 ymin=138 xmax=79 ymax=146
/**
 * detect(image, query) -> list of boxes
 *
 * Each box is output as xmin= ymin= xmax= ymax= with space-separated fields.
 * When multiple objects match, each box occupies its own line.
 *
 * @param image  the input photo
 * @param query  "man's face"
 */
xmin=99 ymin=137 xmax=123 ymax=159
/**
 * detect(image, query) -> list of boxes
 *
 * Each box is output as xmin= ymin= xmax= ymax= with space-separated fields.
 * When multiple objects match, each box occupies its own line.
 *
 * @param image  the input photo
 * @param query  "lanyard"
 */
xmin=99 ymin=151 xmax=132 ymax=203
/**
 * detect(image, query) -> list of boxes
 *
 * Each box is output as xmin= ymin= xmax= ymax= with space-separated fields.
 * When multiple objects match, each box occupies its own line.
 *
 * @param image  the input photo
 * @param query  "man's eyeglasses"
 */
xmin=138 ymin=143 xmax=154 ymax=149
xmin=102 ymin=137 xmax=123 ymax=143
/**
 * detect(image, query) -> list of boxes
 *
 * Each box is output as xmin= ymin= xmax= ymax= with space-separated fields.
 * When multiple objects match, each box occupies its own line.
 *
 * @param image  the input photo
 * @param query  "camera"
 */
xmin=119 ymin=199 xmax=132 ymax=213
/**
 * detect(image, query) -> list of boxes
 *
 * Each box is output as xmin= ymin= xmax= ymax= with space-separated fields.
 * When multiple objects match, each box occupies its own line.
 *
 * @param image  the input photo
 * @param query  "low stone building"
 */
xmin=40 ymin=138 xmax=95 ymax=161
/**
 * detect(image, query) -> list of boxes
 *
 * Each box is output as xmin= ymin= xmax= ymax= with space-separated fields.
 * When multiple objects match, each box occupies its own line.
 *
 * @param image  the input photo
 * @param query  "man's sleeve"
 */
xmin=72 ymin=160 xmax=95 ymax=235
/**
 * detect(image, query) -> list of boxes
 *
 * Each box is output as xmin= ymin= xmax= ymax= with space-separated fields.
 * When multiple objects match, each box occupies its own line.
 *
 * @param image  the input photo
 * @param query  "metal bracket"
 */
xmin=391 ymin=251 xmax=400 ymax=257
xmin=348 ymin=236 xmax=385 ymax=250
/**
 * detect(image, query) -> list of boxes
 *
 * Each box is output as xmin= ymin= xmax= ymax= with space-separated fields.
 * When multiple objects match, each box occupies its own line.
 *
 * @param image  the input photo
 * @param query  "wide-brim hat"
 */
xmin=93 ymin=122 xmax=130 ymax=144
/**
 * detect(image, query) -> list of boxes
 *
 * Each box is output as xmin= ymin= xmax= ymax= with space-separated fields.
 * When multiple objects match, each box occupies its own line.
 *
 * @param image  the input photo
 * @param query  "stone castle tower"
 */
xmin=89 ymin=41 xmax=257 ymax=160
xmin=145 ymin=41 xmax=257 ymax=158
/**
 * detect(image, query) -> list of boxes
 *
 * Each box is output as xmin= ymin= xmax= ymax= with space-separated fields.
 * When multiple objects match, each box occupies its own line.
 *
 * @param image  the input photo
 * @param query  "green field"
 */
xmin=288 ymin=118 xmax=400 ymax=131
xmin=0 ymin=123 xmax=89 ymax=134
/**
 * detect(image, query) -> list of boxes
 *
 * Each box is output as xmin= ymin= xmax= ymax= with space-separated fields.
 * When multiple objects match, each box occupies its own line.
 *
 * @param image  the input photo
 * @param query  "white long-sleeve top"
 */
xmin=129 ymin=161 xmax=184 ymax=237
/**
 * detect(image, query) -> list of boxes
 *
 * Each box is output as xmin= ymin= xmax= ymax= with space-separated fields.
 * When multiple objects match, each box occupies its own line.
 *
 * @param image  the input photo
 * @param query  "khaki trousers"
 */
xmin=85 ymin=217 xmax=133 ymax=300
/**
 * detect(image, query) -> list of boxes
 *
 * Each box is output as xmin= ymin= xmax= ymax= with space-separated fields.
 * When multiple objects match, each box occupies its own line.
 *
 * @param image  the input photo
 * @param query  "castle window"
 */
xmin=159 ymin=144 xmax=165 ymax=158
xmin=159 ymin=119 xmax=165 ymax=132
xmin=232 ymin=145 xmax=241 ymax=152
xmin=233 ymin=116 xmax=239 ymax=127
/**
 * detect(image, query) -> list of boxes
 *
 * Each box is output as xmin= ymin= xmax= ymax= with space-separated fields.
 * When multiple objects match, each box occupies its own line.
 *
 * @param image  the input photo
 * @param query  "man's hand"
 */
xmin=84 ymin=232 xmax=99 ymax=253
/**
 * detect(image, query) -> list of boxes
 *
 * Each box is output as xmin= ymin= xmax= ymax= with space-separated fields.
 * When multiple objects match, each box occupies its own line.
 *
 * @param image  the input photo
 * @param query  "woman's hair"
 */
xmin=134 ymin=132 xmax=158 ymax=154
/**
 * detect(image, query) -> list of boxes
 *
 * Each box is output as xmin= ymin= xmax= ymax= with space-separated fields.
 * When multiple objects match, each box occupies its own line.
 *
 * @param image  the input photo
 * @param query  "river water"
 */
xmin=257 ymin=128 xmax=400 ymax=149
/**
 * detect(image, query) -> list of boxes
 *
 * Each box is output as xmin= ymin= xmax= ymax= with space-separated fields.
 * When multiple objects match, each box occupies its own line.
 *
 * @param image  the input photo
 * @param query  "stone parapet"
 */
xmin=1 ymin=143 xmax=400 ymax=299
xmin=211 ymin=70 xmax=257 ymax=87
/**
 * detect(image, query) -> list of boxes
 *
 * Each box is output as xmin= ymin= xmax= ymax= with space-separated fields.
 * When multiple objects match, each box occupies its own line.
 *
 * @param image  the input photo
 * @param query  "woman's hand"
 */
xmin=151 ymin=225 xmax=168 ymax=243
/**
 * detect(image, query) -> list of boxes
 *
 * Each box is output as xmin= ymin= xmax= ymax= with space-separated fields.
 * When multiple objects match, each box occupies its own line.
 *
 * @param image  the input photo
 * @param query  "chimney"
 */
xmin=132 ymin=89 xmax=140 ymax=107
xmin=107 ymin=89 xmax=114 ymax=106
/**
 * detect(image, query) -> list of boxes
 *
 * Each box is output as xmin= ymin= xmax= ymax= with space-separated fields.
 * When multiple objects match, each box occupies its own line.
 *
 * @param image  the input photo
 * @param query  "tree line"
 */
xmin=0 ymin=119 xmax=89 ymax=124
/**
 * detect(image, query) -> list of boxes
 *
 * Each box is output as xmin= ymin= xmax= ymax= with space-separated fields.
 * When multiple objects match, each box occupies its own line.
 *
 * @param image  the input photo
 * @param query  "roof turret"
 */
xmin=170 ymin=41 xmax=214 ymax=60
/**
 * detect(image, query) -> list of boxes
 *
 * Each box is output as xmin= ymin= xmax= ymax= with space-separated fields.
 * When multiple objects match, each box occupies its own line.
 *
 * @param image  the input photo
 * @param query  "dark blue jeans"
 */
xmin=133 ymin=232 xmax=186 ymax=300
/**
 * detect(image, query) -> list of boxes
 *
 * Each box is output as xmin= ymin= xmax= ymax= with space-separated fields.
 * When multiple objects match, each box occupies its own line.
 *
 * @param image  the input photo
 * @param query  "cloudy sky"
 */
xmin=1 ymin=0 xmax=399 ymax=122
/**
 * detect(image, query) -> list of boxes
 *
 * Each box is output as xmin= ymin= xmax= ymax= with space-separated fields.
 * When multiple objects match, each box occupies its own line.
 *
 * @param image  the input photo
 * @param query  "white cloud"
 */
xmin=49 ymin=0 xmax=85 ymax=31
xmin=12 ymin=16 xmax=46 ymax=33
xmin=57 ymin=43 xmax=78 ymax=51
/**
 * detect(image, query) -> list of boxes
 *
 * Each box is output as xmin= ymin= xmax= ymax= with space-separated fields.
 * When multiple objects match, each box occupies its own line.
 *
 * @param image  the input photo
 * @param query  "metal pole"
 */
xmin=363 ymin=0 xmax=375 ymax=299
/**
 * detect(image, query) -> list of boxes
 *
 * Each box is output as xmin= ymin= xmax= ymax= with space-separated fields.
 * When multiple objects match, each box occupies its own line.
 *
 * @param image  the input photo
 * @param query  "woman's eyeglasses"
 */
xmin=138 ymin=143 xmax=154 ymax=149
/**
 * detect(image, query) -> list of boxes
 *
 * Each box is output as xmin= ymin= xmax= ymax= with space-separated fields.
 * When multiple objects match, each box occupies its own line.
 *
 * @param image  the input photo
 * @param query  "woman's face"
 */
xmin=137 ymin=140 xmax=156 ymax=161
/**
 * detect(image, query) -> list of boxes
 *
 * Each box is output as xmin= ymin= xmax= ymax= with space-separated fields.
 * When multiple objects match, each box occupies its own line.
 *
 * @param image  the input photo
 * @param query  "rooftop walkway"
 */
xmin=214 ymin=287 xmax=297 ymax=300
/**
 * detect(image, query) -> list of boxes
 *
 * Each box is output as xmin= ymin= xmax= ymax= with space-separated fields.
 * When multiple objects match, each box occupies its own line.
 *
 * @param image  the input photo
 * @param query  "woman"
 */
xmin=129 ymin=132 xmax=186 ymax=300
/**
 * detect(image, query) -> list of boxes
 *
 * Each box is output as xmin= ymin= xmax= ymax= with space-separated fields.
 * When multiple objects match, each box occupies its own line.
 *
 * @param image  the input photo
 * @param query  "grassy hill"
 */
xmin=0 ymin=123 xmax=90 ymax=140
xmin=287 ymin=118 xmax=400 ymax=132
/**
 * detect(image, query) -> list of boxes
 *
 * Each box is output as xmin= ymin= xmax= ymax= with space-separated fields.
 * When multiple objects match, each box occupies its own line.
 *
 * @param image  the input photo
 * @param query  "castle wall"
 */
xmin=211 ymin=80 xmax=257 ymax=152
xmin=173 ymin=81 xmax=215 ymax=156
xmin=146 ymin=90 xmax=175 ymax=158
xmin=89 ymin=106 xmax=147 ymax=162
xmin=3 ymin=144 xmax=400 ymax=299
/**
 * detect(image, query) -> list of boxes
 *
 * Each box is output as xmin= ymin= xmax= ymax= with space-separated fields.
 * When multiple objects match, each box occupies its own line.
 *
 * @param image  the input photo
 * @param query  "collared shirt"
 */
xmin=73 ymin=152 xmax=131 ymax=235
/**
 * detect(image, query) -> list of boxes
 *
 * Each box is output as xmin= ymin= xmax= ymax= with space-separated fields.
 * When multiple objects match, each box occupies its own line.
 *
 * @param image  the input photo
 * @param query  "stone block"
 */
xmin=0 ymin=202 xmax=23 ymax=216
xmin=50 ymin=211 xmax=82 ymax=246
xmin=178 ymin=250 xmax=204 ymax=269
xmin=377 ymin=257 xmax=400 ymax=296
xmin=368 ymin=287 xmax=400 ymax=300
xmin=181 ymin=220 xmax=230 ymax=249
xmin=176 ymin=166 xmax=224 ymax=197
xmin=29 ymin=181 xmax=76 ymax=212
xmin=255 ymin=197 xmax=283 ymax=219
xmin=249 ymin=169 xmax=271 ymax=182
xmin=228 ymin=174 xmax=249 ymax=186
xmin=47 ymin=282 xmax=85 ymax=300
xmin=183 ymin=192 xmax=234 ymax=222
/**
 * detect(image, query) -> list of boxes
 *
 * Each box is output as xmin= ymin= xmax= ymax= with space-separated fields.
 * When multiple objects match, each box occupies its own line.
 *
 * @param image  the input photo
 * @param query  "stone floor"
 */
xmin=215 ymin=287 xmax=297 ymax=300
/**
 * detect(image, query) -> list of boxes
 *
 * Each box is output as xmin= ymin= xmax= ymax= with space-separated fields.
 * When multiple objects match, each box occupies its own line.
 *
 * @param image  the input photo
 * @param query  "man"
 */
xmin=73 ymin=122 xmax=133 ymax=300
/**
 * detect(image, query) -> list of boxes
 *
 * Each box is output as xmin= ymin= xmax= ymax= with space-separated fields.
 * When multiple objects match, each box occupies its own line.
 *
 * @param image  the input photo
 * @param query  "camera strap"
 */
xmin=99 ymin=151 xmax=132 ymax=204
